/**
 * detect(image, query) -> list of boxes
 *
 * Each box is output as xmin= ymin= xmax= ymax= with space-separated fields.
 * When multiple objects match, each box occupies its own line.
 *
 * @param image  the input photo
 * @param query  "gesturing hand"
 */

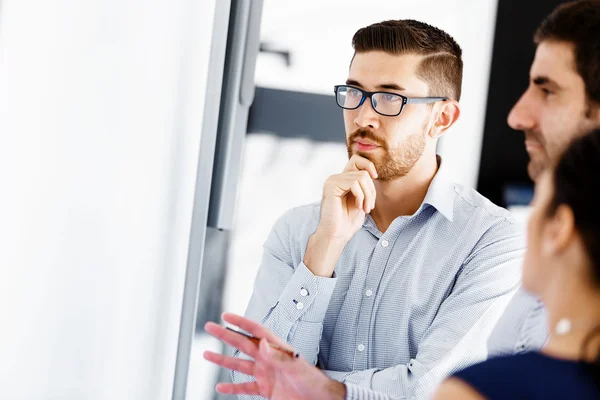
xmin=203 ymin=313 xmax=346 ymax=400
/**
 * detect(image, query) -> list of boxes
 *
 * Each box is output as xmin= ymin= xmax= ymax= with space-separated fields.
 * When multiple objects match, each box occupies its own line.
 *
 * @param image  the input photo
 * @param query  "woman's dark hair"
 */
xmin=549 ymin=128 xmax=600 ymax=283
xmin=548 ymin=128 xmax=600 ymax=384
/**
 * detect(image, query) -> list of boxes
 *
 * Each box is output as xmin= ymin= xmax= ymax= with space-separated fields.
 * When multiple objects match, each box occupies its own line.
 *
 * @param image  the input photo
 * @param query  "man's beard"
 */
xmin=346 ymin=123 xmax=427 ymax=181
xmin=527 ymin=157 xmax=547 ymax=182
xmin=524 ymin=131 xmax=548 ymax=182
xmin=525 ymin=115 xmax=597 ymax=181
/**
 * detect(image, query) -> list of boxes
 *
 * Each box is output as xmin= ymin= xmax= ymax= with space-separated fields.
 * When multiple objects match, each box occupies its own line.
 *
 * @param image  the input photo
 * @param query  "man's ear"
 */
xmin=429 ymin=100 xmax=460 ymax=139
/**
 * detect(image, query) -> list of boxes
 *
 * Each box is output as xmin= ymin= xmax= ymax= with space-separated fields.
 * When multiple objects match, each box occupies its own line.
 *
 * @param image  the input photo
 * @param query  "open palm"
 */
xmin=203 ymin=313 xmax=341 ymax=400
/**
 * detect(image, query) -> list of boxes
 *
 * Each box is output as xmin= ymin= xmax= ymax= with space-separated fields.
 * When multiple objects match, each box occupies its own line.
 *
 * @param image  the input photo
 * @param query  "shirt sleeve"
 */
xmin=326 ymin=219 xmax=524 ymax=399
xmin=487 ymin=287 xmax=547 ymax=357
xmin=344 ymin=383 xmax=395 ymax=400
xmin=231 ymin=208 xmax=338 ymax=393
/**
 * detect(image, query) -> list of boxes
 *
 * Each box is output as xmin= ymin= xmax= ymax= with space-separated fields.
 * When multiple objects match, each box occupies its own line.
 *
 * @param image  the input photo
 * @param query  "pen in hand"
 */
xmin=225 ymin=327 xmax=299 ymax=358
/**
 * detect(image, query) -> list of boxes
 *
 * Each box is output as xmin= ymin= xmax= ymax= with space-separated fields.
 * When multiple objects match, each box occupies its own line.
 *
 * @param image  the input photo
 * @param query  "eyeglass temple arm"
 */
xmin=406 ymin=97 xmax=448 ymax=104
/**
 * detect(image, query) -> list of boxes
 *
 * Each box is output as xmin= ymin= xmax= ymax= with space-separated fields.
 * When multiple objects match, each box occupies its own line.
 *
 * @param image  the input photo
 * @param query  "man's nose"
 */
xmin=507 ymin=92 xmax=536 ymax=131
xmin=353 ymin=98 xmax=380 ymax=130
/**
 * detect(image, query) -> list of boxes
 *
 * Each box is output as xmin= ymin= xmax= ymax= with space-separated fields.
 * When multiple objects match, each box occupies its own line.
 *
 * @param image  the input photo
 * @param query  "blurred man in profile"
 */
xmin=229 ymin=18 xmax=524 ymax=399
xmin=488 ymin=0 xmax=600 ymax=357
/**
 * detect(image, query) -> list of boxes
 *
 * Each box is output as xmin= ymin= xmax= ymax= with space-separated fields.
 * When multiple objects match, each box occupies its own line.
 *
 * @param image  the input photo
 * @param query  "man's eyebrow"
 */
xmin=377 ymin=83 xmax=406 ymax=91
xmin=532 ymin=75 xmax=561 ymax=89
xmin=345 ymin=79 xmax=406 ymax=91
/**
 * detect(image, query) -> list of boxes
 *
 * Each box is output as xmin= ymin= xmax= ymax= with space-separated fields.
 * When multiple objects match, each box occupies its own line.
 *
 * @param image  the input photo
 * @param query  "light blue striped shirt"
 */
xmin=233 ymin=159 xmax=525 ymax=399
xmin=487 ymin=287 xmax=548 ymax=356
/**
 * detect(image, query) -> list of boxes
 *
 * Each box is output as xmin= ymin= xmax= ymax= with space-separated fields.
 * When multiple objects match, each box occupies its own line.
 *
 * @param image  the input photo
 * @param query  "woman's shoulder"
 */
xmin=451 ymin=352 xmax=599 ymax=399
xmin=456 ymin=352 xmax=549 ymax=376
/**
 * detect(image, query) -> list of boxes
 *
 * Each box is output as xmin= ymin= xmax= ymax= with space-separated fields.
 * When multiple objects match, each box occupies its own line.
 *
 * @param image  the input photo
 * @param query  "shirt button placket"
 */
xmin=355 ymin=236 xmax=391 ymax=369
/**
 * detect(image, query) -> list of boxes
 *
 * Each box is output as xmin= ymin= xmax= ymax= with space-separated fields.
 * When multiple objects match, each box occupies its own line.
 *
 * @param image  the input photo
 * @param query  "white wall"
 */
xmin=0 ymin=0 xmax=216 ymax=398
xmin=255 ymin=0 xmax=499 ymax=189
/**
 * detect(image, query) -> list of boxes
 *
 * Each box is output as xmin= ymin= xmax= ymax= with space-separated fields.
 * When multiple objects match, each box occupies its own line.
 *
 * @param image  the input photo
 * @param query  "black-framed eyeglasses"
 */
xmin=334 ymin=85 xmax=448 ymax=117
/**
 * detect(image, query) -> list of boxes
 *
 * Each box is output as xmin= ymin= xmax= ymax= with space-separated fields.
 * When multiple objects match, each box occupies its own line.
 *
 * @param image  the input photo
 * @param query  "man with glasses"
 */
xmin=228 ymin=19 xmax=524 ymax=399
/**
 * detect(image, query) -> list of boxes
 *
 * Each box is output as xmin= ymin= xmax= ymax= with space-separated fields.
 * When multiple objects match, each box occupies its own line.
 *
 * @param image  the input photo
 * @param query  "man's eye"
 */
xmin=349 ymin=89 xmax=362 ymax=97
xmin=383 ymin=94 xmax=400 ymax=101
xmin=541 ymin=87 xmax=553 ymax=96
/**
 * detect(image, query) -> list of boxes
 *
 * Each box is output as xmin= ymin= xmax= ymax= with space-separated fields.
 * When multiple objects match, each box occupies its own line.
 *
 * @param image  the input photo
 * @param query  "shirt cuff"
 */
xmin=345 ymin=383 xmax=390 ymax=400
xmin=345 ymin=369 xmax=376 ymax=388
xmin=277 ymin=261 xmax=337 ymax=323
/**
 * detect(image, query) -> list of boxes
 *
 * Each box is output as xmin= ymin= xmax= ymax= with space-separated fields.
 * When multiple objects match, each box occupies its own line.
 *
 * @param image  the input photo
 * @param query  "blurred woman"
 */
xmin=204 ymin=128 xmax=600 ymax=399
xmin=435 ymin=128 xmax=600 ymax=399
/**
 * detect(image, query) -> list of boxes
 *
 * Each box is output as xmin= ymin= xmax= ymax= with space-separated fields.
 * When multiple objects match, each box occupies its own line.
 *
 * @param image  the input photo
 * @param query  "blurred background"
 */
xmin=0 ymin=0 xmax=568 ymax=399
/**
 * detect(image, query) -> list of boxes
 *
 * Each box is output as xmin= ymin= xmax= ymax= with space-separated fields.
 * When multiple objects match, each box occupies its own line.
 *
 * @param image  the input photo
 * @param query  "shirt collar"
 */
xmin=422 ymin=155 xmax=456 ymax=222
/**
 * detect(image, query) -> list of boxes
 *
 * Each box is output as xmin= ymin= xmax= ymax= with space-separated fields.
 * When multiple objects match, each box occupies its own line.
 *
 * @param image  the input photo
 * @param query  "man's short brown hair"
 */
xmin=535 ymin=0 xmax=600 ymax=109
xmin=352 ymin=19 xmax=463 ymax=101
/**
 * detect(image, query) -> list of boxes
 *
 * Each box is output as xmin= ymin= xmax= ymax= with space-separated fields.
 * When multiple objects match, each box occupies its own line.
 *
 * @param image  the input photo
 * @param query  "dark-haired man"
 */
xmin=488 ymin=0 xmax=600 ymax=358
xmin=225 ymin=18 xmax=524 ymax=399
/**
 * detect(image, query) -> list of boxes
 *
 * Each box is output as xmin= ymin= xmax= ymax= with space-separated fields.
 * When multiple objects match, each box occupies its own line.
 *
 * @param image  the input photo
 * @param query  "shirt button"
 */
xmin=381 ymin=239 xmax=389 ymax=248
xmin=365 ymin=289 xmax=373 ymax=297
xmin=295 ymin=302 xmax=304 ymax=310
xmin=300 ymin=288 xmax=308 ymax=297
xmin=357 ymin=343 xmax=365 ymax=352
